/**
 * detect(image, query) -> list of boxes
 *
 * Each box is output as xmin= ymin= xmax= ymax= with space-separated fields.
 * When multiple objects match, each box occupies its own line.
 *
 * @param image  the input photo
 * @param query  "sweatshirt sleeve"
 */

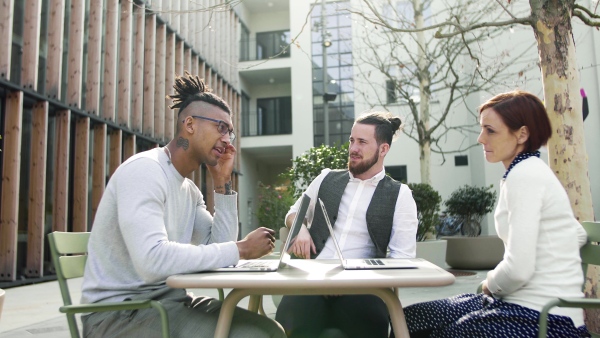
xmin=486 ymin=171 xmax=545 ymax=296
xmin=114 ymin=159 xmax=239 ymax=284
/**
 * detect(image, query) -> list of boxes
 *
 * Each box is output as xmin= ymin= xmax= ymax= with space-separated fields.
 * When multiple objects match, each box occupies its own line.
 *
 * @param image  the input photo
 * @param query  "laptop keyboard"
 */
xmin=364 ymin=259 xmax=384 ymax=266
xmin=237 ymin=261 xmax=273 ymax=268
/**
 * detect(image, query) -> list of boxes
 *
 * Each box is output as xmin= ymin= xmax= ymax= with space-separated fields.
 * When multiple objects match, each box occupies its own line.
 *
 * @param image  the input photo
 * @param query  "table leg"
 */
xmin=369 ymin=288 xmax=410 ymax=337
xmin=248 ymin=295 xmax=261 ymax=313
xmin=214 ymin=288 xmax=248 ymax=338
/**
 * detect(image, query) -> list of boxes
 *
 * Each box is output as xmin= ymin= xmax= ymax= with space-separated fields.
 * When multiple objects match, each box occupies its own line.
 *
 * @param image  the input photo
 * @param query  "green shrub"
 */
xmin=255 ymin=182 xmax=296 ymax=239
xmin=444 ymin=185 xmax=497 ymax=236
xmin=279 ymin=142 xmax=349 ymax=198
xmin=408 ymin=183 xmax=442 ymax=241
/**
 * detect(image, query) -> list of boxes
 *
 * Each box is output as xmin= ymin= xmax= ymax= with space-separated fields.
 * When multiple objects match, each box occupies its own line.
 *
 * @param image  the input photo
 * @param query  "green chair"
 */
xmin=538 ymin=221 xmax=600 ymax=338
xmin=48 ymin=231 xmax=170 ymax=338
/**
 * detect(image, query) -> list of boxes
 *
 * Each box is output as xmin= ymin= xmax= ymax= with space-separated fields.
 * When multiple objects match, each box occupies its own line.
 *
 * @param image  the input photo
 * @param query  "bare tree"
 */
xmin=352 ymin=0 xmax=534 ymax=184
xmin=352 ymin=0 xmax=594 ymax=225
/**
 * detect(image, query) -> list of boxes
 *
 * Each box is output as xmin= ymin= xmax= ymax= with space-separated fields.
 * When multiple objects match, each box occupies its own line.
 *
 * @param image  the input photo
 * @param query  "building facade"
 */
xmin=235 ymin=0 xmax=600 ymax=237
xmin=0 ymin=0 xmax=242 ymax=283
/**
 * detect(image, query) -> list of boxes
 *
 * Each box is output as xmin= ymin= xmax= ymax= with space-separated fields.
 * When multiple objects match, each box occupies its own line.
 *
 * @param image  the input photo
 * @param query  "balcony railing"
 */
xmin=242 ymin=109 xmax=292 ymax=137
xmin=240 ymin=30 xmax=291 ymax=62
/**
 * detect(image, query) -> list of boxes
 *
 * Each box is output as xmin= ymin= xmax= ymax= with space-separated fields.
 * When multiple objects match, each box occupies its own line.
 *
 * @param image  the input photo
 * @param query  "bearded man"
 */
xmin=275 ymin=112 xmax=418 ymax=338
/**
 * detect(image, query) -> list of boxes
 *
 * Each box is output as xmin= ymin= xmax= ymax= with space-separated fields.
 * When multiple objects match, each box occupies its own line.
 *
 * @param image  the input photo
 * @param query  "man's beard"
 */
xmin=348 ymin=151 xmax=379 ymax=176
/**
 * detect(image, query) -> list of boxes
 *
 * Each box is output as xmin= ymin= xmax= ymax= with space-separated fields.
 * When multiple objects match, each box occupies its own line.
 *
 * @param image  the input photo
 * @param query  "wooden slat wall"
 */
xmin=165 ymin=33 xmax=175 ymax=141
xmin=102 ymin=0 xmax=119 ymax=121
xmin=25 ymin=102 xmax=49 ymax=277
xmin=131 ymin=4 xmax=146 ymax=132
xmin=0 ymin=0 xmax=14 ymax=79
xmin=91 ymin=124 xmax=107 ymax=224
xmin=45 ymin=0 xmax=65 ymax=99
xmin=0 ymin=92 xmax=23 ymax=281
xmin=21 ymin=0 xmax=41 ymax=90
xmin=73 ymin=117 xmax=90 ymax=232
xmin=85 ymin=0 xmax=103 ymax=115
xmin=0 ymin=0 xmax=242 ymax=281
xmin=143 ymin=14 xmax=156 ymax=137
xmin=118 ymin=0 xmax=133 ymax=127
xmin=53 ymin=110 xmax=70 ymax=233
xmin=154 ymin=24 xmax=166 ymax=140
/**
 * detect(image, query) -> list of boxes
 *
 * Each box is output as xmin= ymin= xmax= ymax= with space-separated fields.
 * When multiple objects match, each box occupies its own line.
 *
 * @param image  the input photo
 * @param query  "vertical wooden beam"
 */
xmin=154 ymin=24 xmax=166 ymax=140
xmin=73 ymin=117 xmax=90 ymax=233
xmin=180 ymin=0 xmax=188 ymax=42
xmin=143 ymin=14 xmax=157 ymax=137
xmin=0 ymin=91 xmax=23 ymax=281
xmin=25 ymin=101 xmax=49 ymax=278
xmin=85 ymin=0 xmax=103 ymax=115
xmin=21 ymin=0 xmax=42 ymax=90
xmin=91 ymin=124 xmax=106 ymax=225
xmin=123 ymin=133 xmax=136 ymax=162
xmin=118 ymin=0 xmax=132 ymax=127
xmin=0 ymin=0 xmax=14 ymax=79
xmin=102 ymin=0 xmax=119 ymax=121
xmin=184 ymin=48 xmax=191 ymax=73
xmin=109 ymin=130 xmax=122 ymax=177
xmin=131 ymin=3 xmax=145 ymax=132
xmin=165 ymin=33 xmax=175 ymax=141
xmin=53 ymin=110 xmax=70 ymax=232
xmin=45 ymin=0 xmax=65 ymax=99
xmin=66 ymin=0 xmax=85 ymax=108
xmin=171 ymin=0 xmax=180 ymax=34
xmin=191 ymin=55 xmax=198 ymax=78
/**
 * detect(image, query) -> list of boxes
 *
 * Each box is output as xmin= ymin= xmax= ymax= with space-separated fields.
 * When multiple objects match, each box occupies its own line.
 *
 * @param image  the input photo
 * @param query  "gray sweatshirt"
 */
xmin=81 ymin=148 xmax=240 ymax=304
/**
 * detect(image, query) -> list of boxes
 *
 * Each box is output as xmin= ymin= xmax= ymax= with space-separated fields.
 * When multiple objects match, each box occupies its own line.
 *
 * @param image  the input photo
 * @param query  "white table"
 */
xmin=167 ymin=258 xmax=455 ymax=338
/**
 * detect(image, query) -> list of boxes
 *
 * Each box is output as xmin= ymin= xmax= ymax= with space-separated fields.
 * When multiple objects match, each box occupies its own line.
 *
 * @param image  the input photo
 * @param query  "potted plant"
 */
xmin=443 ymin=184 xmax=497 ymax=237
xmin=408 ymin=183 xmax=447 ymax=268
xmin=442 ymin=185 xmax=504 ymax=270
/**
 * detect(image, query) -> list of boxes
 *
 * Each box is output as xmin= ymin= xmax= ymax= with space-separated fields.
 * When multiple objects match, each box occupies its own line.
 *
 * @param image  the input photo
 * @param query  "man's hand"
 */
xmin=208 ymin=144 xmax=236 ymax=194
xmin=236 ymin=227 xmax=276 ymax=260
xmin=481 ymin=280 xmax=492 ymax=296
xmin=289 ymin=224 xmax=315 ymax=259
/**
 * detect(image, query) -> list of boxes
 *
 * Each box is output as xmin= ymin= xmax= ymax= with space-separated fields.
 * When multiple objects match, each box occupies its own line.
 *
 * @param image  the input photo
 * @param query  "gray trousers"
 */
xmin=82 ymin=287 xmax=286 ymax=338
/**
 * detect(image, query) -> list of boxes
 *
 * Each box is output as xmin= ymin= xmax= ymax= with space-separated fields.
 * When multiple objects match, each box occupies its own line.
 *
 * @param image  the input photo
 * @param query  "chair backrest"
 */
xmin=48 ymin=232 xmax=90 ymax=308
xmin=581 ymin=222 xmax=600 ymax=277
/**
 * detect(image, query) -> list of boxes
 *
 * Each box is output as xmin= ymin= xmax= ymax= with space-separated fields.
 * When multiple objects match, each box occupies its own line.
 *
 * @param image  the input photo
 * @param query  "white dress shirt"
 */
xmin=285 ymin=168 xmax=417 ymax=259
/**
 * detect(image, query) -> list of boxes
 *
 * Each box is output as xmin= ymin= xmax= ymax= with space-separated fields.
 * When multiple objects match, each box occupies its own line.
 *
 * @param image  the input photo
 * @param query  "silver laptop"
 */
xmin=209 ymin=194 xmax=310 ymax=272
xmin=317 ymin=198 xmax=418 ymax=270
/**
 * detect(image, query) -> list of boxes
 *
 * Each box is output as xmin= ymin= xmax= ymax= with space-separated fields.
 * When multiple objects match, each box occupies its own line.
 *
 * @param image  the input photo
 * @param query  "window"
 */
xmin=386 ymin=80 xmax=397 ymax=104
xmin=454 ymin=155 xmax=469 ymax=166
xmin=240 ymin=23 xmax=250 ymax=61
xmin=256 ymin=97 xmax=292 ymax=136
xmin=386 ymin=166 xmax=408 ymax=183
xmin=256 ymin=30 xmax=291 ymax=60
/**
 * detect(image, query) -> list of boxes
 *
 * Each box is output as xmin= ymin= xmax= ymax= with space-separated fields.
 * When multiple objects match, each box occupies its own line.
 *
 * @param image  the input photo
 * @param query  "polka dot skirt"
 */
xmin=403 ymin=293 xmax=589 ymax=337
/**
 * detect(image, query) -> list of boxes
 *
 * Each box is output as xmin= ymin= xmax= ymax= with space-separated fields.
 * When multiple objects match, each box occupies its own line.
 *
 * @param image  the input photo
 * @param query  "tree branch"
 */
xmin=434 ymin=16 xmax=532 ymax=38
xmin=573 ymin=8 xmax=600 ymax=27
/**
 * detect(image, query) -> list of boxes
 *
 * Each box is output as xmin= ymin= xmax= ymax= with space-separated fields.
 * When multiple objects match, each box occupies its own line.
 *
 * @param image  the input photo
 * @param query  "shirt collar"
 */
xmin=348 ymin=167 xmax=386 ymax=186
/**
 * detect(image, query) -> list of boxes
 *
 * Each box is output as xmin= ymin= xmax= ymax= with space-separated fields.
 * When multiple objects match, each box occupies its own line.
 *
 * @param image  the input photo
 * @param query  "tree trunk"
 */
xmin=531 ymin=1 xmax=597 ymax=331
xmin=414 ymin=0 xmax=431 ymax=185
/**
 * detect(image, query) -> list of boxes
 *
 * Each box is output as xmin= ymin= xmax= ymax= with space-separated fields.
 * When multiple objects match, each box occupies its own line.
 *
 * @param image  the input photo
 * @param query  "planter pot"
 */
xmin=416 ymin=239 xmax=447 ymax=269
xmin=443 ymin=235 xmax=505 ymax=270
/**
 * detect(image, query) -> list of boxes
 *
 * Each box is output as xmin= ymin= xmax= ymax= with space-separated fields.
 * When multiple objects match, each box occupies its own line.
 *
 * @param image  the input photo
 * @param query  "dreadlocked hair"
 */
xmin=168 ymin=71 xmax=231 ymax=115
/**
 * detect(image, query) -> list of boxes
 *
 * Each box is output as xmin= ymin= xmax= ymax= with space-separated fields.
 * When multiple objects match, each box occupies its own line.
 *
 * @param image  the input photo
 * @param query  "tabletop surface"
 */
xmin=167 ymin=258 xmax=455 ymax=290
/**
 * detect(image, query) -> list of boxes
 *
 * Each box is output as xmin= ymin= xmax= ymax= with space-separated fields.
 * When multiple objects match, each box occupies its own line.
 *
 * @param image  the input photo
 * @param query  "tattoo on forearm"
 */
xmin=176 ymin=137 xmax=189 ymax=150
xmin=224 ymin=181 xmax=233 ymax=195
xmin=214 ymin=181 xmax=234 ymax=195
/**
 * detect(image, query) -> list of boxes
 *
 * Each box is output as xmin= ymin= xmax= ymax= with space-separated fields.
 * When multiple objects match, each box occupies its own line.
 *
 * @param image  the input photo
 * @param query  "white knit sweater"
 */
xmin=81 ymin=148 xmax=240 ymax=304
xmin=486 ymin=157 xmax=587 ymax=326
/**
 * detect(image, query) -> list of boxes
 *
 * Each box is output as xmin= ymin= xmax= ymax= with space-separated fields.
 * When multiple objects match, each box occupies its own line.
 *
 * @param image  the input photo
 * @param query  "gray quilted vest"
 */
xmin=309 ymin=170 xmax=401 ymax=259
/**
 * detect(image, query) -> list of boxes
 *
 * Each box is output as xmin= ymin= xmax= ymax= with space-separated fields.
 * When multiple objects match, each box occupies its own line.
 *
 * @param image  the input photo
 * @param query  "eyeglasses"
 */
xmin=189 ymin=115 xmax=236 ymax=142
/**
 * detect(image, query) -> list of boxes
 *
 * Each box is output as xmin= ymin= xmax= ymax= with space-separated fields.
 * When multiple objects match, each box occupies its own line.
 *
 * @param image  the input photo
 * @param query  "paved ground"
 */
xmin=0 ymin=270 xmax=487 ymax=337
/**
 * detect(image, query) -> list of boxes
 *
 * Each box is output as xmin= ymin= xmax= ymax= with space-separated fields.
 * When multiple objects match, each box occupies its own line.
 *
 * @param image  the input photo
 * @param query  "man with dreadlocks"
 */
xmin=80 ymin=72 xmax=286 ymax=337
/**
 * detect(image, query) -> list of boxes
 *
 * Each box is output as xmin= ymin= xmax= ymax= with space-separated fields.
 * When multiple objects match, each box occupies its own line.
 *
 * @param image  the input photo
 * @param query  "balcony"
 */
xmin=240 ymin=31 xmax=291 ymax=62
xmin=242 ymin=97 xmax=292 ymax=137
